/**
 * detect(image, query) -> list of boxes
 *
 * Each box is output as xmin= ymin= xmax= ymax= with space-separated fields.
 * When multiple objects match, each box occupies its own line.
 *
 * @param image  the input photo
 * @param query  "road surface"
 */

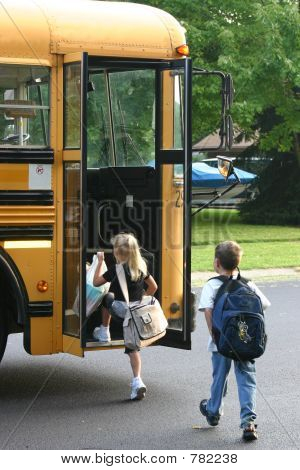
xmin=0 ymin=281 xmax=299 ymax=450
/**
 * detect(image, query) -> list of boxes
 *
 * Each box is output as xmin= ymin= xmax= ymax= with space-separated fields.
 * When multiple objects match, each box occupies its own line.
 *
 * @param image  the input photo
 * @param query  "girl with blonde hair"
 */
xmin=93 ymin=232 xmax=157 ymax=400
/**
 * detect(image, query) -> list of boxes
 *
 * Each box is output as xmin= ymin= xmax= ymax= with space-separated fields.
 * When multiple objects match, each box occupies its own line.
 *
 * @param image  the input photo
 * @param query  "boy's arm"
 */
xmin=204 ymin=308 xmax=213 ymax=336
xmin=248 ymin=281 xmax=271 ymax=310
xmin=199 ymin=282 xmax=217 ymax=337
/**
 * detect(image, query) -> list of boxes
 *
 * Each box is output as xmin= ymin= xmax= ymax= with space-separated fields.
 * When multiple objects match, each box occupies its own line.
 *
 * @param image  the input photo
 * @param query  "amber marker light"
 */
xmin=37 ymin=280 xmax=48 ymax=293
xmin=176 ymin=44 xmax=189 ymax=56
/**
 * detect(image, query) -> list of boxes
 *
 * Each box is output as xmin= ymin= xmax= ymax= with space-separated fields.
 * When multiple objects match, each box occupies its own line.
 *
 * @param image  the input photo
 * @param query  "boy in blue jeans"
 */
xmin=198 ymin=241 xmax=270 ymax=441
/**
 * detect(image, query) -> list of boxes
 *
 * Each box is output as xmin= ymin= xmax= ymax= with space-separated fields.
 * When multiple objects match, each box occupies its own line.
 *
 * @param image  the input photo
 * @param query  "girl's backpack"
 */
xmin=212 ymin=273 xmax=267 ymax=361
xmin=116 ymin=264 xmax=168 ymax=350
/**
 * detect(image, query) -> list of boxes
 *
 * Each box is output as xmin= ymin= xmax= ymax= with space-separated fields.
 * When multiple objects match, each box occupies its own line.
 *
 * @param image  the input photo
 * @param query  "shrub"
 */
xmin=240 ymin=153 xmax=300 ymax=226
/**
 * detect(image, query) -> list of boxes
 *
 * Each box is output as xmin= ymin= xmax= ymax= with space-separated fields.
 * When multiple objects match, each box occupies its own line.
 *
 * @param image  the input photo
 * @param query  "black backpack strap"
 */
xmin=209 ymin=270 xmax=251 ymax=306
xmin=217 ymin=277 xmax=252 ymax=303
xmin=211 ymin=275 xmax=232 ymax=305
xmin=209 ymin=270 xmax=250 ymax=285
xmin=235 ymin=268 xmax=250 ymax=285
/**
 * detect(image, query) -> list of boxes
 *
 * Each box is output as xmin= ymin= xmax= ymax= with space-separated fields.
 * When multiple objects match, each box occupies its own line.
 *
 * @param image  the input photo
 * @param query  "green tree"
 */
xmin=121 ymin=0 xmax=300 ymax=225
xmin=127 ymin=0 xmax=300 ymax=158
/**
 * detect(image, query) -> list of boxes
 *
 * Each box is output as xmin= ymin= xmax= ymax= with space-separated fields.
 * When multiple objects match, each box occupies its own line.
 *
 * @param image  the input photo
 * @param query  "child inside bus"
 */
xmin=198 ymin=241 xmax=270 ymax=441
xmin=93 ymin=232 xmax=157 ymax=401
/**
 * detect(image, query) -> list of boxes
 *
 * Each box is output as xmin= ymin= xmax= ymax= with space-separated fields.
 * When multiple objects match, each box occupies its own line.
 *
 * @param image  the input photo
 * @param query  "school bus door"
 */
xmin=61 ymin=54 xmax=192 ymax=355
xmin=84 ymin=58 xmax=193 ymax=351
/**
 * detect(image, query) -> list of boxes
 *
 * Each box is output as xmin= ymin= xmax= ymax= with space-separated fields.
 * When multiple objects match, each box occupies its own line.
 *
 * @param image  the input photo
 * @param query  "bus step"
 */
xmin=85 ymin=339 xmax=125 ymax=349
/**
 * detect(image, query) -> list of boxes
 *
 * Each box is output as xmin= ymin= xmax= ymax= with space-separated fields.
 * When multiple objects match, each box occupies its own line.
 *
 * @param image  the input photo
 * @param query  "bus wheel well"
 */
xmin=0 ymin=248 xmax=28 ymax=334
xmin=0 ymin=308 xmax=8 ymax=362
xmin=0 ymin=272 xmax=22 ymax=334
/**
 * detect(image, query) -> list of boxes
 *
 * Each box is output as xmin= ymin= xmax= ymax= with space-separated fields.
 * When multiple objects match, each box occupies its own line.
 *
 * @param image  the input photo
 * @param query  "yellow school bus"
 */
xmin=0 ymin=0 xmax=232 ymax=361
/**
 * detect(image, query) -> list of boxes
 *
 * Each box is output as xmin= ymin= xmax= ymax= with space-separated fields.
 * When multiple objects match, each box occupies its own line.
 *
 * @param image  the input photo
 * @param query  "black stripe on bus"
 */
xmin=0 ymin=190 xmax=53 ymax=205
xmin=0 ymin=148 xmax=54 ymax=164
xmin=0 ymin=225 xmax=53 ymax=240
xmin=28 ymin=301 xmax=53 ymax=317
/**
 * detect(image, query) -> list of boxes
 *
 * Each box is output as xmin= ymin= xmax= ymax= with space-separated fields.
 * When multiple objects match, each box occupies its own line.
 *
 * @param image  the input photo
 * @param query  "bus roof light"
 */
xmin=176 ymin=44 xmax=189 ymax=56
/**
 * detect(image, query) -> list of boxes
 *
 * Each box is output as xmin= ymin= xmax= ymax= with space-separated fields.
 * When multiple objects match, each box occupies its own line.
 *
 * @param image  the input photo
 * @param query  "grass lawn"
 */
xmin=191 ymin=209 xmax=300 ymax=272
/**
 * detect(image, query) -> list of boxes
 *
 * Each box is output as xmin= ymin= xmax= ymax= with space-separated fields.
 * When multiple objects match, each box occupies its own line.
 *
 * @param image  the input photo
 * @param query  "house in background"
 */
xmin=192 ymin=132 xmax=256 ymax=158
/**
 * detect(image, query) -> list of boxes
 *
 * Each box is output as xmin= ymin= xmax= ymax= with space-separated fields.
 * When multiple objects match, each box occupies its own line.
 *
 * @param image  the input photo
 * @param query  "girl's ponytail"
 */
xmin=112 ymin=233 xmax=147 ymax=281
xmin=127 ymin=234 xmax=147 ymax=281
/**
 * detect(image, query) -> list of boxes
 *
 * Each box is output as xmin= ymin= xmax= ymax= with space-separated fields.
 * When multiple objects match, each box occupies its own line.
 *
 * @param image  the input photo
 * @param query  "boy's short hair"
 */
xmin=215 ymin=241 xmax=243 ymax=271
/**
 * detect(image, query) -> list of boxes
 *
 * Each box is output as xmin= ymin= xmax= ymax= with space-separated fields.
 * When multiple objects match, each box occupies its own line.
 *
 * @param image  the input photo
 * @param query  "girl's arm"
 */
xmin=144 ymin=275 xmax=158 ymax=296
xmin=93 ymin=252 xmax=108 ymax=287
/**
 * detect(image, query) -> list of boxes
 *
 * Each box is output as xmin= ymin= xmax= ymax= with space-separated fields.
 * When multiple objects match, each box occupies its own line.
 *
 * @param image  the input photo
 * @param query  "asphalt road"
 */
xmin=0 ymin=281 xmax=299 ymax=450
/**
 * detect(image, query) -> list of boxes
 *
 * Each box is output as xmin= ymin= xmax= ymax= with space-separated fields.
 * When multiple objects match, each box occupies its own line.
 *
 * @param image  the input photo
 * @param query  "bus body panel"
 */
xmin=0 ymin=0 xmax=186 ymax=62
xmin=0 ymin=164 xmax=29 ymax=190
xmin=30 ymin=317 xmax=53 ymax=355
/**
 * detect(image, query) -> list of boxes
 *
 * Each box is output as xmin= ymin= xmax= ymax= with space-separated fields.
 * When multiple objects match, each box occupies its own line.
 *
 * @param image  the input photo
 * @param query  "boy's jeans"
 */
xmin=206 ymin=352 xmax=257 ymax=428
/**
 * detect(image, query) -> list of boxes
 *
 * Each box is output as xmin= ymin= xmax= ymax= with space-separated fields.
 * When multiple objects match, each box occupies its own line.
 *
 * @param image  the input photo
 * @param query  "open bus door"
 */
xmin=156 ymin=59 xmax=192 ymax=349
xmin=62 ymin=54 xmax=192 ymax=355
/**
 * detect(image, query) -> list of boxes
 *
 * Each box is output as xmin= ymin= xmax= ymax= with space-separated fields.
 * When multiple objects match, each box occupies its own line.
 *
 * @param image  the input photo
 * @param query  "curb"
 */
xmin=191 ymin=267 xmax=300 ymax=287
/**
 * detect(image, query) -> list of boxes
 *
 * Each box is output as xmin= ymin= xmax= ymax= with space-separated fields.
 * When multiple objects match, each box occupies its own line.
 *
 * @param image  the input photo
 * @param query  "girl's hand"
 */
xmin=97 ymin=251 xmax=104 ymax=262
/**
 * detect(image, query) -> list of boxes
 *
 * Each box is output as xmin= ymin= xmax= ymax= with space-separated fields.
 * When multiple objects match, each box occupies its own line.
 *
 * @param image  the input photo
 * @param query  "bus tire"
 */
xmin=0 ymin=312 xmax=8 ymax=363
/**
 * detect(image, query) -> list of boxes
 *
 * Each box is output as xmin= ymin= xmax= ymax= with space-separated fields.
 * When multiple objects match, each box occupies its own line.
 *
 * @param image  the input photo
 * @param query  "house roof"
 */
xmin=193 ymin=133 xmax=256 ymax=154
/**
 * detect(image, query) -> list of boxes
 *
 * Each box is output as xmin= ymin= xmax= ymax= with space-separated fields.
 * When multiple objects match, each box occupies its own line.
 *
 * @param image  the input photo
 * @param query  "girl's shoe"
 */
xmin=93 ymin=325 xmax=111 ymax=342
xmin=242 ymin=423 xmax=258 ymax=441
xmin=130 ymin=377 xmax=146 ymax=400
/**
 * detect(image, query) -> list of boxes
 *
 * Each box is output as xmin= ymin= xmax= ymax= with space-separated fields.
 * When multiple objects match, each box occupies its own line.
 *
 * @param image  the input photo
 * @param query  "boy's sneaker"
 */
xmin=199 ymin=399 xmax=220 ymax=426
xmin=130 ymin=377 xmax=146 ymax=401
xmin=242 ymin=423 xmax=258 ymax=441
xmin=93 ymin=325 xmax=111 ymax=343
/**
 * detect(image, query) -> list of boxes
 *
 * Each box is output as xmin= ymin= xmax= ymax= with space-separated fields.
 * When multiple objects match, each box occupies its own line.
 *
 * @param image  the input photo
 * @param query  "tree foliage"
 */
xmin=127 ymin=0 xmax=300 ymax=156
xmin=240 ymin=152 xmax=300 ymax=225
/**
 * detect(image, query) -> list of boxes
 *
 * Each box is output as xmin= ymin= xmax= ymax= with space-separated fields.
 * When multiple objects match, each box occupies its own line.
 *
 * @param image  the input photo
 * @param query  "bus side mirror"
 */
xmin=217 ymin=155 xmax=240 ymax=183
xmin=192 ymin=69 xmax=234 ymax=151
xmin=217 ymin=156 xmax=234 ymax=181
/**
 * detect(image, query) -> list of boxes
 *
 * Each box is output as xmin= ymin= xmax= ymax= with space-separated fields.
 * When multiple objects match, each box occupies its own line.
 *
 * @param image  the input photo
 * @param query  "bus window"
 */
xmin=173 ymin=74 xmax=184 ymax=150
xmin=109 ymin=69 xmax=156 ymax=167
xmin=63 ymin=162 xmax=81 ymax=337
xmin=87 ymin=71 xmax=113 ymax=168
xmin=0 ymin=65 xmax=50 ymax=148
xmin=64 ymin=63 xmax=81 ymax=149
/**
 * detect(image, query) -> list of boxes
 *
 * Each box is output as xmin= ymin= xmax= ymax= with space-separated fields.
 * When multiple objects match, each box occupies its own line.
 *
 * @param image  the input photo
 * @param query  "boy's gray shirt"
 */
xmin=198 ymin=276 xmax=271 ymax=352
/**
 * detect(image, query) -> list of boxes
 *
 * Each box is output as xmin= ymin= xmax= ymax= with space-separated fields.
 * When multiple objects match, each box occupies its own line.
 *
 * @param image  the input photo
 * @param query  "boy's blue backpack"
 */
xmin=212 ymin=273 xmax=267 ymax=361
